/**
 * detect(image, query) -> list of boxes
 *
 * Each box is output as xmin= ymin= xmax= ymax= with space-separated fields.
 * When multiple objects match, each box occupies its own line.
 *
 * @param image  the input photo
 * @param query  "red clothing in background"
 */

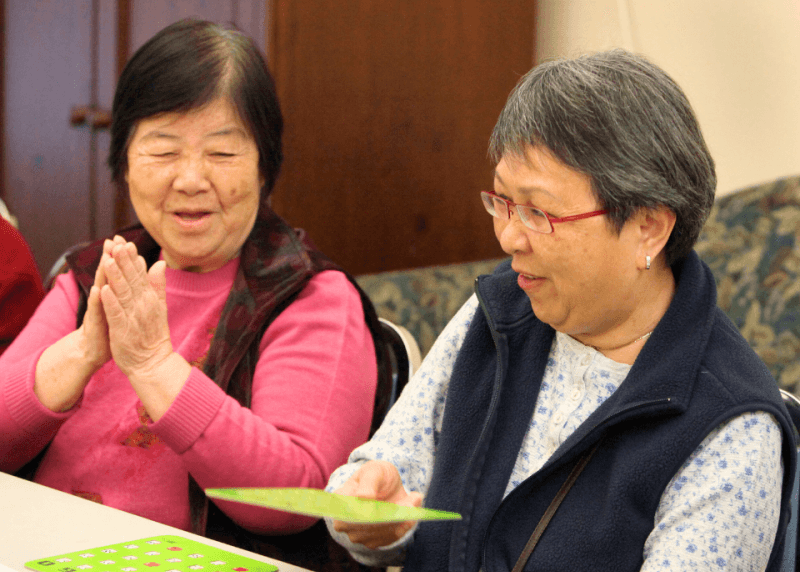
xmin=0 ymin=217 xmax=44 ymax=355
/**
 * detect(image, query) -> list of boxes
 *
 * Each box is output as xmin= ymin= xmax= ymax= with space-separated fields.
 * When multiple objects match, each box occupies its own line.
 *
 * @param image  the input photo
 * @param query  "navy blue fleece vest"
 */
xmin=404 ymin=252 xmax=797 ymax=572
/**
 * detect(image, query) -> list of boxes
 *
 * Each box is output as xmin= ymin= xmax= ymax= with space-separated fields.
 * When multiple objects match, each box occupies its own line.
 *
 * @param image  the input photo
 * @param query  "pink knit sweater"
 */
xmin=0 ymin=258 xmax=377 ymax=534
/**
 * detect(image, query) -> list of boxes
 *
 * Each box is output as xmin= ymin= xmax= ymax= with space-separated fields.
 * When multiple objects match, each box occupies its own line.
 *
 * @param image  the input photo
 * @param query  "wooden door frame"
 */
xmin=113 ymin=0 xmax=130 ymax=230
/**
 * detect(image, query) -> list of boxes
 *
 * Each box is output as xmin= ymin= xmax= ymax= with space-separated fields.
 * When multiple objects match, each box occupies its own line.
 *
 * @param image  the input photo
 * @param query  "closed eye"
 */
xmin=495 ymin=192 xmax=554 ymax=217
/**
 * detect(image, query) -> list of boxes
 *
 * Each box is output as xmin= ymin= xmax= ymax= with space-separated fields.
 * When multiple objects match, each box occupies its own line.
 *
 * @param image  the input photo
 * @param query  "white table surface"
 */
xmin=0 ymin=472 xmax=310 ymax=572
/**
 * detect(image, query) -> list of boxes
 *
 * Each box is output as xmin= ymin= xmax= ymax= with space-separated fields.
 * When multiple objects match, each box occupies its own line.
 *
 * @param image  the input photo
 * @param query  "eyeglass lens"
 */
xmin=482 ymin=192 xmax=551 ymax=233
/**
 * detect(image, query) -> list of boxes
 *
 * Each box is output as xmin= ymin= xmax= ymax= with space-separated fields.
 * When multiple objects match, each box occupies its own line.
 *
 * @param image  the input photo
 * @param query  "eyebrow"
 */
xmin=139 ymin=127 xmax=249 ymax=142
xmin=493 ymin=170 xmax=559 ymax=202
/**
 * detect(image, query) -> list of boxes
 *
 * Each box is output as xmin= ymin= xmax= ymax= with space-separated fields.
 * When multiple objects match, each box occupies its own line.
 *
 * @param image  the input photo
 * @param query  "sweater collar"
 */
xmin=163 ymin=255 xmax=240 ymax=294
xmin=67 ymin=209 xmax=313 ymax=300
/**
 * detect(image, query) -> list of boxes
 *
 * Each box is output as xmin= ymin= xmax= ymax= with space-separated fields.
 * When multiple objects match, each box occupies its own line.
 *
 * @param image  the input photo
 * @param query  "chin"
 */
xmin=528 ymin=302 xmax=552 ymax=325
xmin=528 ymin=303 xmax=568 ymax=332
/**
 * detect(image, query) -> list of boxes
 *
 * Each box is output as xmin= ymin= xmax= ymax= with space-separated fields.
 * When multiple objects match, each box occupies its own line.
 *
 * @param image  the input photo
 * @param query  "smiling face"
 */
xmin=125 ymin=98 xmax=264 ymax=272
xmin=493 ymin=146 xmax=647 ymax=341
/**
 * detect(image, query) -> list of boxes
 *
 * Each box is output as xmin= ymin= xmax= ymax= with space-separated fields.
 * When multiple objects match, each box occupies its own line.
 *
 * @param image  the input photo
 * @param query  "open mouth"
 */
xmin=514 ymin=268 xmax=542 ymax=279
xmin=175 ymin=212 xmax=210 ymax=220
xmin=516 ymin=272 xmax=545 ymax=290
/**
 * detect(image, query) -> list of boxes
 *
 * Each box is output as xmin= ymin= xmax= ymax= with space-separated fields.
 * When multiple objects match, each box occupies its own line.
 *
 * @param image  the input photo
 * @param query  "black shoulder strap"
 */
xmin=512 ymin=440 xmax=602 ymax=572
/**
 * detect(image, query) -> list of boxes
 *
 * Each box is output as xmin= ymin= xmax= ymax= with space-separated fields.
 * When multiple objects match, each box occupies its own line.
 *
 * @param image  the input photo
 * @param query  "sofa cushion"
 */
xmin=356 ymin=258 xmax=506 ymax=356
xmin=695 ymin=175 xmax=800 ymax=394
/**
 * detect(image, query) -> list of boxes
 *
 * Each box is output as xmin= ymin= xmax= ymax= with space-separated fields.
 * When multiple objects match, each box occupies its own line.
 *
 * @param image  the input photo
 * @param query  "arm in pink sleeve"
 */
xmin=152 ymin=270 xmax=378 ymax=534
xmin=0 ymin=273 xmax=81 ymax=472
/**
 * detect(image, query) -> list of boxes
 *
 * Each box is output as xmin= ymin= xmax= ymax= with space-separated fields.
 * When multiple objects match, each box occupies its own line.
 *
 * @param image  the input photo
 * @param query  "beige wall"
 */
xmin=536 ymin=0 xmax=800 ymax=197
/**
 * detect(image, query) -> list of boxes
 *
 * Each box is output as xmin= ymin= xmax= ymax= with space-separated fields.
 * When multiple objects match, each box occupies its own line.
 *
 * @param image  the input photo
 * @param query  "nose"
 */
xmin=173 ymin=153 xmax=211 ymax=195
xmin=494 ymin=214 xmax=531 ymax=255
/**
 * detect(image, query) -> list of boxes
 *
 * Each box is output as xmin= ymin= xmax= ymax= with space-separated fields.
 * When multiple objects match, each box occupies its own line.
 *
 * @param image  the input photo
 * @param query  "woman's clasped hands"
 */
xmin=35 ymin=235 xmax=191 ymax=420
xmin=95 ymin=237 xmax=172 ymax=379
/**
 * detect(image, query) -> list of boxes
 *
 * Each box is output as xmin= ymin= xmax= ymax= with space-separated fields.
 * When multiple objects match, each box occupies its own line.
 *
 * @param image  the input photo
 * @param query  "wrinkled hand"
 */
xmin=332 ymin=461 xmax=423 ymax=549
xmin=79 ymin=236 xmax=126 ymax=369
xmin=34 ymin=236 xmax=125 ymax=412
xmin=99 ymin=240 xmax=173 ymax=380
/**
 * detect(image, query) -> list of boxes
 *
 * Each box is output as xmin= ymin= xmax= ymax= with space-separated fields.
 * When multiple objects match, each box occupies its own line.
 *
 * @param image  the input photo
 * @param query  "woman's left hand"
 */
xmin=100 ymin=240 xmax=191 ymax=421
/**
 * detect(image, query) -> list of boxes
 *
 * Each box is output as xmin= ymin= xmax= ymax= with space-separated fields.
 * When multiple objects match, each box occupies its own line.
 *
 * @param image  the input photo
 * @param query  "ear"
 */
xmin=634 ymin=206 xmax=676 ymax=269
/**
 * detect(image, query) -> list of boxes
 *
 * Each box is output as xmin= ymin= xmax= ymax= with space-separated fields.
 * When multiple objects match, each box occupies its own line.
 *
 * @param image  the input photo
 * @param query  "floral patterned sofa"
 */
xmin=696 ymin=174 xmax=800 ymax=396
xmin=356 ymin=258 xmax=505 ymax=359
xmin=356 ymin=174 xmax=800 ymax=396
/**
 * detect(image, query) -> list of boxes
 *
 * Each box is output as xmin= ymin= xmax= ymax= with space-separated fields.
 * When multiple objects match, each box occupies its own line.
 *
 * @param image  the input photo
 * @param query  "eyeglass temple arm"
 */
xmin=549 ymin=210 xmax=608 ymax=223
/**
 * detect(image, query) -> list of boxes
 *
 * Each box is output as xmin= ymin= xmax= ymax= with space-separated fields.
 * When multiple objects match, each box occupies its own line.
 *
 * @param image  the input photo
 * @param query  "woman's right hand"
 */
xmin=332 ymin=460 xmax=423 ymax=549
xmin=33 ymin=237 xmax=122 ymax=412
xmin=78 ymin=237 xmax=120 ymax=367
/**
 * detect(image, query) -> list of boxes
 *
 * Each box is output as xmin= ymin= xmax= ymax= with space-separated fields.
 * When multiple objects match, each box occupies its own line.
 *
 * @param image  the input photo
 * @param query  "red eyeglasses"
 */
xmin=481 ymin=191 xmax=608 ymax=234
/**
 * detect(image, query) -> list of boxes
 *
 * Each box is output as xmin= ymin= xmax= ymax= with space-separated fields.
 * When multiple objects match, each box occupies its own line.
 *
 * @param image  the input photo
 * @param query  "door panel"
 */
xmin=3 ymin=0 xmax=105 ymax=277
xmin=269 ymin=1 xmax=534 ymax=274
xmin=129 ymin=0 xmax=267 ymax=53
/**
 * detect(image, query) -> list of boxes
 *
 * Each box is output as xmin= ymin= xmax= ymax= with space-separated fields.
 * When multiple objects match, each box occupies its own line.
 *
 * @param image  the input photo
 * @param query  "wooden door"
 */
xmin=269 ymin=1 xmax=534 ymax=274
xmin=2 ymin=0 xmax=116 ymax=278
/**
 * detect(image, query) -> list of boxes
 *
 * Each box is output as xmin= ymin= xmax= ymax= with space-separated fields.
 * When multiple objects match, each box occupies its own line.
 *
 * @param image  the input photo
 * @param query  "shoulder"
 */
xmin=438 ymin=293 xmax=481 ymax=349
xmin=0 ymin=219 xmax=37 ymax=268
xmin=692 ymin=309 xmax=797 ymax=472
xmin=267 ymin=270 xmax=366 ymax=335
xmin=0 ymin=217 xmax=24 ymax=243
xmin=296 ymin=269 xmax=361 ymax=304
xmin=701 ymin=308 xmax=780 ymax=402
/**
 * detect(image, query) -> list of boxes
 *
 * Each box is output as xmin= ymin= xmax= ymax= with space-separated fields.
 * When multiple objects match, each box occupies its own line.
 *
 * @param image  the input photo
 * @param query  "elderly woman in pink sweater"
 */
xmin=0 ymin=19 xmax=382 ymax=570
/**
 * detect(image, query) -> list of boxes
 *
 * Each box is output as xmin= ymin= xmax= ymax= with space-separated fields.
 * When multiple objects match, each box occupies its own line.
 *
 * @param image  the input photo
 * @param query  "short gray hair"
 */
xmin=488 ymin=49 xmax=715 ymax=264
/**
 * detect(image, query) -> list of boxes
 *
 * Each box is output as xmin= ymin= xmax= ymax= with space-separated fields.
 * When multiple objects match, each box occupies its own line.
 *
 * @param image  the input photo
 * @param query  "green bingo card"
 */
xmin=24 ymin=535 xmax=277 ymax=572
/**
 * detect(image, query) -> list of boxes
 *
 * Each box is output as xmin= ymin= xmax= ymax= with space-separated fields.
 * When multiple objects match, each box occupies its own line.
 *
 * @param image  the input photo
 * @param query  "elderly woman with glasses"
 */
xmin=325 ymin=50 xmax=797 ymax=572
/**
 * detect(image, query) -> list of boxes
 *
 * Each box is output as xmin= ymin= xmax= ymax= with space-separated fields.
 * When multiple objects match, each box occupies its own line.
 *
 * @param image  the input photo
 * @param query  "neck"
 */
xmin=587 ymin=330 xmax=653 ymax=352
xmin=574 ymin=265 xmax=676 ymax=365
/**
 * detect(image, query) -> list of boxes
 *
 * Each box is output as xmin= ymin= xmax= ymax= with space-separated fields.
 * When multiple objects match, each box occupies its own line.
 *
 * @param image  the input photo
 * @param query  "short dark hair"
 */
xmin=488 ymin=49 xmax=716 ymax=264
xmin=109 ymin=19 xmax=283 ymax=205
